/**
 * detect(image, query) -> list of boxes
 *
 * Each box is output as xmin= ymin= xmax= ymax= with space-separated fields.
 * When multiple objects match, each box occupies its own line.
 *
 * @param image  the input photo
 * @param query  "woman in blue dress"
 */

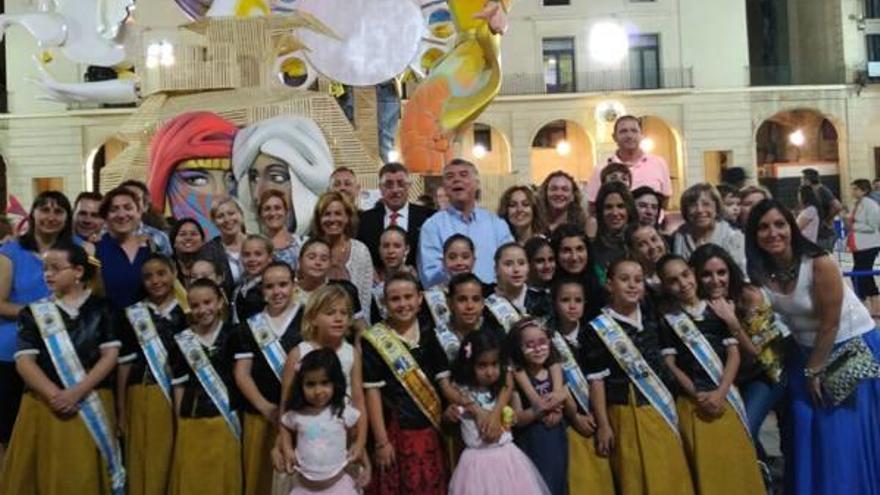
xmin=746 ymin=198 xmax=880 ymax=495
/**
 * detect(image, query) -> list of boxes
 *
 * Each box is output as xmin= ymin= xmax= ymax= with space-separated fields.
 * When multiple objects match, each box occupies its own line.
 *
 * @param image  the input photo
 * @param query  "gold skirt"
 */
xmin=125 ymin=383 xmax=174 ymax=495
xmin=242 ymin=411 xmax=276 ymax=495
xmin=677 ymin=396 xmax=764 ymax=495
xmin=0 ymin=389 xmax=116 ymax=495
xmin=566 ymin=426 xmax=615 ymax=495
xmin=169 ymin=416 xmax=242 ymax=495
xmin=608 ymin=397 xmax=695 ymax=495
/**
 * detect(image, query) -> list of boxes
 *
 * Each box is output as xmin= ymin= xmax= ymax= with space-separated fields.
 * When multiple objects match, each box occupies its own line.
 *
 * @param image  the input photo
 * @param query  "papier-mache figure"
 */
xmin=148 ymin=112 xmax=238 ymax=239
xmin=231 ymin=116 xmax=335 ymax=236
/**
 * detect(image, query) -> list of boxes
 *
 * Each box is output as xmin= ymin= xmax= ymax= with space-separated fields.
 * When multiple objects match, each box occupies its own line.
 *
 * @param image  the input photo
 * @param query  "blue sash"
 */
xmin=591 ymin=313 xmax=680 ymax=436
xmin=174 ymin=329 xmax=242 ymax=440
xmin=663 ymin=311 xmax=751 ymax=437
xmin=31 ymin=300 xmax=126 ymax=495
xmin=485 ymin=293 xmax=522 ymax=333
xmin=424 ymin=287 xmax=461 ymax=361
xmin=125 ymin=302 xmax=173 ymax=402
xmin=246 ymin=312 xmax=288 ymax=381
xmin=551 ymin=332 xmax=591 ymax=414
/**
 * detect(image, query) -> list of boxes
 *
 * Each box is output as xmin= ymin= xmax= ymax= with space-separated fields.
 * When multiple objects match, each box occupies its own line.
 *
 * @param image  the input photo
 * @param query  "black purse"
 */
xmin=822 ymin=335 xmax=880 ymax=406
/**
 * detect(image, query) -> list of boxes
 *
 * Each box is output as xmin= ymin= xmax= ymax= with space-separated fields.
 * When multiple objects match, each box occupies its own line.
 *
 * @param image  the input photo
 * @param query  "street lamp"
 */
xmin=556 ymin=140 xmax=571 ymax=156
xmin=472 ymin=144 xmax=487 ymax=159
xmin=589 ymin=22 xmax=629 ymax=64
xmin=789 ymin=130 xmax=805 ymax=162
xmin=639 ymin=137 xmax=655 ymax=153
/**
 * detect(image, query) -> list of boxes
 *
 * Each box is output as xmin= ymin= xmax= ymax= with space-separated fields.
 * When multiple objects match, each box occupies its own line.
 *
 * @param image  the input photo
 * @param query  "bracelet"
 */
xmin=804 ymin=366 xmax=823 ymax=379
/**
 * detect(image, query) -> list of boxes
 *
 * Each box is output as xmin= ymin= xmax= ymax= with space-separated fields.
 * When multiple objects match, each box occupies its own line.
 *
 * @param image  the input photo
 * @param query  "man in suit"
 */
xmin=357 ymin=162 xmax=435 ymax=269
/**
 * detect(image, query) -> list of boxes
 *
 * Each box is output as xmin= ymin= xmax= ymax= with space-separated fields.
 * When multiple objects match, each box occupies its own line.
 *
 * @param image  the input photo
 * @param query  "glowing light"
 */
xmin=789 ymin=129 xmax=805 ymax=147
xmin=472 ymin=144 xmax=487 ymax=159
xmin=589 ymin=22 xmax=629 ymax=64
xmin=556 ymin=140 xmax=571 ymax=156
xmin=639 ymin=137 xmax=655 ymax=153
xmin=387 ymin=150 xmax=400 ymax=162
xmin=146 ymin=41 xmax=175 ymax=68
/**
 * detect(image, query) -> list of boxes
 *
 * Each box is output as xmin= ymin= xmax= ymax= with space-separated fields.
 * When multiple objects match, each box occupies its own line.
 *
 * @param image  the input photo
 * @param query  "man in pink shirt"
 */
xmin=585 ymin=115 xmax=672 ymax=203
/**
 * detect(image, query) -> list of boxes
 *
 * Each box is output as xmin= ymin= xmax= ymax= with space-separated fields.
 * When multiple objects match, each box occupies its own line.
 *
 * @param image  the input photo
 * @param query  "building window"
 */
xmin=868 ymin=0 xmax=880 ymax=18
xmin=629 ymin=34 xmax=660 ymax=89
xmin=473 ymin=124 xmax=492 ymax=151
xmin=868 ymin=35 xmax=880 ymax=80
xmin=543 ymin=37 xmax=576 ymax=93
xmin=543 ymin=0 xmax=570 ymax=4
xmin=532 ymin=120 xmax=567 ymax=148
xmin=33 ymin=177 xmax=64 ymax=195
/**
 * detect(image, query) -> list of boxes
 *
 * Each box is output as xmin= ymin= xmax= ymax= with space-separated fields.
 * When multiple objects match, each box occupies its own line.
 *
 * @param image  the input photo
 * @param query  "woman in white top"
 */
xmin=846 ymin=179 xmax=880 ymax=316
xmin=672 ymin=183 xmax=746 ymax=275
xmin=795 ymin=185 xmax=821 ymax=244
xmin=745 ymin=198 xmax=880 ymax=495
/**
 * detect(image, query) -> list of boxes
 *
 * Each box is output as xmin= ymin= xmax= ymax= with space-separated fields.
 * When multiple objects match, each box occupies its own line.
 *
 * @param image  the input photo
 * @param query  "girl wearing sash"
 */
xmin=583 ymin=257 xmax=694 ymax=495
xmin=656 ymin=254 xmax=764 ymax=494
xmin=422 ymin=236 xmax=479 ymax=339
xmin=370 ymin=226 xmax=415 ymax=325
xmin=490 ymin=243 xmax=551 ymax=323
xmin=551 ymin=224 xmax=603 ymax=319
xmin=363 ymin=271 xmax=457 ymax=495
xmin=297 ymin=238 xmax=332 ymax=297
xmin=2 ymin=242 xmax=124 ymax=494
xmin=548 ymin=277 xmax=614 ymax=495
xmin=277 ymin=285 xmax=368 ymax=486
xmin=117 ymin=254 xmax=187 ymax=495
xmin=449 ymin=331 xmax=551 ymax=495
xmin=447 ymin=273 xmax=506 ymax=351
xmin=169 ymin=279 xmax=242 ymax=495
xmin=525 ymin=236 xmax=555 ymax=311
xmin=234 ymin=261 xmax=303 ymax=495
xmin=232 ymin=234 xmax=273 ymax=323
xmin=624 ymin=223 xmax=669 ymax=299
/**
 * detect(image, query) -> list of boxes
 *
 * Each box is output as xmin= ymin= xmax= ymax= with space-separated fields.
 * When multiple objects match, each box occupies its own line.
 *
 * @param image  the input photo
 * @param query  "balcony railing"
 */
xmin=499 ymin=67 xmax=693 ymax=96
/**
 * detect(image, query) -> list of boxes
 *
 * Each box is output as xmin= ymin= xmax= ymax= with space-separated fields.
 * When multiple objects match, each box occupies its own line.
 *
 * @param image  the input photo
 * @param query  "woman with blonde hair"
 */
xmin=257 ymin=189 xmax=302 ymax=269
xmin=199 ymin=196 xmax=248 ymax=298
xmin=310 ymin=191 xmax=372 ymax=315
xmin=498 ymin=185 xmax=546 ymax=245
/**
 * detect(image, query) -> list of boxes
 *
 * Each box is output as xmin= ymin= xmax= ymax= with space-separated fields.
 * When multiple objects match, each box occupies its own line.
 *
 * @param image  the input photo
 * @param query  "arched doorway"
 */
xmin=529 ymin=119 xmax=594 ymax=184
xmin=459 ymin=123 xmax=512 ymax=175
xmin=756 ymin=109 xmax=840 ymax=206
xmin=85 ymin=138 xmax=127 ymax=192
xmin=639 ymin=115 xmax=684 ymax=208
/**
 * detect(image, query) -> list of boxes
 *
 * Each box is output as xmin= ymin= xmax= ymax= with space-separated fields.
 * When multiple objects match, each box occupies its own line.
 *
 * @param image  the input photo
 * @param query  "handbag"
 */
xmin=821 ymin=336 xmax=880 ymax=406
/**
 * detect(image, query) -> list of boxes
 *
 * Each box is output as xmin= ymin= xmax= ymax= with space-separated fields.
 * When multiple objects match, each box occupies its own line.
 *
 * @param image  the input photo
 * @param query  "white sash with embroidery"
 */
xmin=424 ymin=287 xmax=461 ymax=361
xmin=551 ymin=332 xmax=591 ymax=413
xmin=174 ymin=329 xmax=242 ymax=440
xmin=372 ymin=282 xmax=388 ymax=321
xmin=31 ymin=300 xmax=126 ymax=494
xmin=125 ymin=302 xmax=173 ymax=403
xmin=590 ymin=312 xmax=679 ymax=436
xmin=246 ymin=312 xmax=287 ymax=381
xmin=485 ymin=293 xmax=522 ymax=333
xmin=664 ymin=311 xmax=751 ymax=437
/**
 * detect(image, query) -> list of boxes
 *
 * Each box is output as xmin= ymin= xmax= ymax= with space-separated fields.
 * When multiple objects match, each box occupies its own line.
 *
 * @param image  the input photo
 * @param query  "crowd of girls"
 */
xmin=2 ymin=174 xmax=880 ymax=495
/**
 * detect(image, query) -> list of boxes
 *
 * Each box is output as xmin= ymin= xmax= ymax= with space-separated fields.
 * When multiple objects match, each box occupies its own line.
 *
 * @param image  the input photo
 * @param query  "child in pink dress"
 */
xmin=448 ymin=331 xmax=550 ymax=495
xmin=281 ymin=348 xmax=360 ymax=495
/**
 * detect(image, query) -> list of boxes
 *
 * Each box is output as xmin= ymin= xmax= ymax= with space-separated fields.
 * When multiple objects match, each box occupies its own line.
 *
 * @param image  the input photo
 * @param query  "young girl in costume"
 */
xmin=1 ymin=242 xmax=125 ymax=495
xmin=189 ymin=258 xmax=225 ymax=288
xmin=363 ymin=271 xmax=459 ymax=494
xmin=169 ymin=278 xmax=242 ymax=495
xmin=525 ymin=236 xmax=555 ymax=317
xmin=235 ymin=262 xmax=305 ymax=495
xmin=117 ymin=254 xmax=187 ymax=495
xmin=488 ymin=243 xmax=550 ymax=326
xmin=548 ymin=277 xmax=614 ymax=495
xmin=297 ymin=238 xmax=332 ymax=298
xmin=370 ymin=226 xmax=413 ymax=324
xmin=282 ymin=348 xmax=361 ymax=495
xmin=508 ymin=318 xmax=579 ymax=494
xmin=422 ymin=236 xmax=479 ymax=349
xmin=277 ymin=285 xmax=367 ymax=485
xmin=583 ymin=257 xmax=694 ymax=495
xmin=232 ymin=234 xmax=273 ymax=323
xmin=448 ymin=331 xmax=551 ymax=495
xmin=656 ymin=255 xmax=764 ymax=494
xmin=442 ymin=234 xmax=476 ymax=283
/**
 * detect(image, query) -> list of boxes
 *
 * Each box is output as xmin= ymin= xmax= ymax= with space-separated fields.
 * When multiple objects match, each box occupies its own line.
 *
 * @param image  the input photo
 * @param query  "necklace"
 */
xmin=769 ymin=258 xmax=799 ymax=286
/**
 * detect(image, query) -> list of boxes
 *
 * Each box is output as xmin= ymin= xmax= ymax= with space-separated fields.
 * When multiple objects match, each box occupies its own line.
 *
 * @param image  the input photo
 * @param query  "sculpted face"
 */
xmin=166 ymin=158 xmax=236 ymax=238
xmin=249 ymin=153 xmax=293 ymax=211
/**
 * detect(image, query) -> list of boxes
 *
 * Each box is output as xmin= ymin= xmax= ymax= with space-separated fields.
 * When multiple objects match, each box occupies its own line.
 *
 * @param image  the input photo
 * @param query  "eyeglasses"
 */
xmin=43 ymin=265 xmax=74 ymax=274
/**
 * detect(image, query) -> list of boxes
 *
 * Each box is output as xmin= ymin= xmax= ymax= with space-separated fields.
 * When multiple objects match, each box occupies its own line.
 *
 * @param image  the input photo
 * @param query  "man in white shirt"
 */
xmin=356 ymin=162 xmax=435 ymax=267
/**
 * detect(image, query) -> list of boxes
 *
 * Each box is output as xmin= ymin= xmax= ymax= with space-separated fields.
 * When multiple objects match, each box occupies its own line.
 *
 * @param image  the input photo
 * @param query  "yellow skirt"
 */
xmin=242 ymin=411 xmax=276 ymax=495
xmin=169 ymin=416 xmax=242 ymax=495
xmin=567 ymin=426 xmax=615 ymax=495
xmin=677 ymin=397 xmax=764 ymax=495
xmin=0 ymin=389 xmax=116 ymax=495
xmin=608 ymin=399 xmax=695 ymax=495
xmin=125 ymin=383 xmax=174 ymax=495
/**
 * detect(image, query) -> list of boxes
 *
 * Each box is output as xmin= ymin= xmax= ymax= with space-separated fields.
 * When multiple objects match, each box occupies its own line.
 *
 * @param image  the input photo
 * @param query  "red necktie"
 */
xmin=389 ymin=211 xmax=400 ymax=227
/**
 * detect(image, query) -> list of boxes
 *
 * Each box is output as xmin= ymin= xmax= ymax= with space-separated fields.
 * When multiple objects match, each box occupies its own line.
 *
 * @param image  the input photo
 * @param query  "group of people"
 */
xmin=0 ymin=114 xmax=879 ymax=495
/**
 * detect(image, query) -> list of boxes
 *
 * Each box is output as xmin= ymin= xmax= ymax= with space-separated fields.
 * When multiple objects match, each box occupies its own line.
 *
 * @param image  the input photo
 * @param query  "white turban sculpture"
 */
xmin=233 ymin=116 xmax=335 ymax=236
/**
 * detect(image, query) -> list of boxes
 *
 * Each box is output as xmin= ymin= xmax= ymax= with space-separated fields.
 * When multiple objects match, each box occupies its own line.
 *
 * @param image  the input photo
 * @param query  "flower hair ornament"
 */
xmin=463 ymin=342 xmax=473 ymax=360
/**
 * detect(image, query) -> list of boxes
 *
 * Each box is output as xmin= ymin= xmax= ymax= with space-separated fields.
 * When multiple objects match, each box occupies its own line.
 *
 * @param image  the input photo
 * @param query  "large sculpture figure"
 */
xmin=148 ymin=112 xmax=238 ymax=238
xmin=232 ymin=116 xmax=335 ymax=236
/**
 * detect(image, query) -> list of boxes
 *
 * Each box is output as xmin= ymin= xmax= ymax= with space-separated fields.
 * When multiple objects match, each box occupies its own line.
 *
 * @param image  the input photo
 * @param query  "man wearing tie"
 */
xmin=357 ymin=162 xmax=435 ymax=268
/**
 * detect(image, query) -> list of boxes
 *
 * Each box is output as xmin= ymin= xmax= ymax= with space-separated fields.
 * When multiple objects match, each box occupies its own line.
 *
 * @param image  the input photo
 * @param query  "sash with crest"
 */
xmin=590 ymin=312 xmax=679 ymax=436
xmin=31 ymin=300 xmax=126 ymax=494
xmin=663 ymin=311 xmax=751 ymax=437
xmin=124 ymin=302 xmax=174 ymax=402
xmin=362 ymin=323 xmax=443 ymax=429
xmin=551 ymin=332 xmax=592 ymax=413
xmin=485 ymin=293 xmax=522 ymax=333
xmin=423 ymin=287 xmax=461 ymax=361
xmin=246 ymin=312 xmax=288 ymax=381
xmin=174 ymin=329 xmax=242 ymax=440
